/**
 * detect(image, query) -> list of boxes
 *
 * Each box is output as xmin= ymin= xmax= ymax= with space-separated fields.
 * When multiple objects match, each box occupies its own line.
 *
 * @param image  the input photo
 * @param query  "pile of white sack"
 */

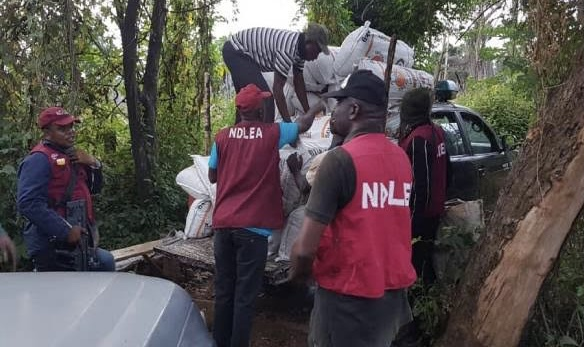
xmin=174 ymin=23 xmax=436 ymax=260
xmin=175 ymin=117 xmax=332 ymax=262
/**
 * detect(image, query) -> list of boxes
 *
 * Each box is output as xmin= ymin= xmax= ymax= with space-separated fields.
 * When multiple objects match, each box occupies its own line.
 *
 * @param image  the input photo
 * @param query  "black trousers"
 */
xmin=308 ymin=287 xmax=412 ymax=347
xmin=213 ymin=228 xmax=268 ymax=347
xmin=412 ymin=216 xmax=441 ymax=286
xmin=222 ymin=41 xmax=275 ymax=123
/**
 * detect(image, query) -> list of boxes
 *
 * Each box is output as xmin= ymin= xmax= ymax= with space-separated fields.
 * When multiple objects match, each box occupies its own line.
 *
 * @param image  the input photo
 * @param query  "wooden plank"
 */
xmin=112 ymin=239 xmax=160 ymax=261
xmin=154 ymin=237 xmax=291 ymax=285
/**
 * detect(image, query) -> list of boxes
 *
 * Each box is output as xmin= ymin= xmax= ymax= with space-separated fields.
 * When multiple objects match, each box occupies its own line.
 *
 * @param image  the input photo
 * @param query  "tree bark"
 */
xmin=436 ymin=51 xmax=584 ymax=347
xmin=578 ymin=0 xmax=584 ymax=28
xmin=118 ymin=0 xmax=167 ymax=199
xmin=141 ymin=0 xmax=167 ymax=178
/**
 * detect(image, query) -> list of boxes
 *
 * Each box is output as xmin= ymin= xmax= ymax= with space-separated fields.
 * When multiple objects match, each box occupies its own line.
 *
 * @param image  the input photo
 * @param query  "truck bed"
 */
xmin=154 ymin=237 xmax=291 ymax=285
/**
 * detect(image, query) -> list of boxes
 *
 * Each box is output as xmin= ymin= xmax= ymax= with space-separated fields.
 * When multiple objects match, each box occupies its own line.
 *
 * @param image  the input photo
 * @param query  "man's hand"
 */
xmin=69 ymin=149 xmax=97 ymax=167
xmin=289 ymin=218 xmax=327 ymax=283
xmin=0 ymin=234 xmax=17 ymax=271
xmin=296 ymin=100 xmax=326 ymax=134
xmin=287 ymin=153 xmax=303 ymax=174
xmin=288 ymin=241 xmax=313 ymax=284
xmin=67 ymin=226 xmax=84 ymax=245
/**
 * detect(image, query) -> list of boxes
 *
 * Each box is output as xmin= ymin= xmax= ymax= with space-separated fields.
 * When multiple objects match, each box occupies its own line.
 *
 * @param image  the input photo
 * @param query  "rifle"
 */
xmin=66 ymin=199 xmax=100 ymax=271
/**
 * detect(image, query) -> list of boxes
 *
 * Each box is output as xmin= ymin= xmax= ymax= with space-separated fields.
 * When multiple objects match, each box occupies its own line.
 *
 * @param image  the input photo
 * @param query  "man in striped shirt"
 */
xmin=223 ymin=23 xmax=330 ymax=123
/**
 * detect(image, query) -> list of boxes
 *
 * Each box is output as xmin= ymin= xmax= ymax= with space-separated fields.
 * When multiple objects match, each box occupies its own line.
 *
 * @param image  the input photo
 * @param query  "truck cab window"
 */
xmin=431 ymin=111 xmax=464 ymax=156
xmin=460 ymin=112 xmax=499 ymax=154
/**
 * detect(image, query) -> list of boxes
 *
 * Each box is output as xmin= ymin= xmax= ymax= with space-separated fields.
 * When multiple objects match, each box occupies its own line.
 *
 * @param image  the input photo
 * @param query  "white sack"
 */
xmin=184 ymin=198 xmax=213 ymax=239
xmin=334 ymin=21 xmax=415 ymax=77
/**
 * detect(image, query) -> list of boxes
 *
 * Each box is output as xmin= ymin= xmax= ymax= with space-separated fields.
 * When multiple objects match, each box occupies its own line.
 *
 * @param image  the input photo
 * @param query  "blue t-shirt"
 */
xmin=208 ymin=122 xmax=299 ymax=236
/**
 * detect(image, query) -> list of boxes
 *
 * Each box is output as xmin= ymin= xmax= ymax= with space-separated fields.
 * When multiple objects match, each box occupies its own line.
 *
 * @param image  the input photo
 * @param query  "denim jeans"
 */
xmin=212 ymin=228 xmax=268 ymax=347
xmin=32 ymin=247 xmax=115 ymax=272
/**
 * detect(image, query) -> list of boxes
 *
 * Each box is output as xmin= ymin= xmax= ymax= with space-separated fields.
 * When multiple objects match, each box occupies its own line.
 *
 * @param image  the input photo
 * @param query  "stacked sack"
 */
xmin=175 ymin=25 xmax=431 ymax=257
xmin=174 ymin=118 xmax=332 ymax=247
xmin=265 ymin=20 xmax=420 ymax=121
xmin=333 ymin=20 xmax=415 ymax=77
xmin=175 ymin=155 xmax=216 ymax=239
xmin=357 ymin=59 xmax=434 ymax=137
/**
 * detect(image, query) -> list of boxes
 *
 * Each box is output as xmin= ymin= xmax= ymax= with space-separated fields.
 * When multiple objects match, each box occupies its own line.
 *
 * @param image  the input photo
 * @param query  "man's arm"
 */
xmin=289 ymin=149 xmax=355 ymax=282
xmin=290 ymin=217 xmax=327 ymax=282
xmin=408 ymin=137 xmax=433 ymax=218
xmin=296 ymin=100 xmax=325 ymax=134
xmin=292 ymin=68 xmax=310 ymax=113
xmin=0 ymin=223 xmax=17 ymax=270
xmin=85 ymin=162 xmax=103 ymax=195
xmin=273 ymin=73 xmax=292 ymax=122
xmin=16 ymin=153 xmax=71 ymax=241
xmin=72 ymin=149 xmax=103 ymax=194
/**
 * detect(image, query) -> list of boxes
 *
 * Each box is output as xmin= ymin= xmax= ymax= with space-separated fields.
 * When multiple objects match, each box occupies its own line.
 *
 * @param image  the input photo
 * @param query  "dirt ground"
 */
xmin=179 ymin=266 xmax=312 ymax=347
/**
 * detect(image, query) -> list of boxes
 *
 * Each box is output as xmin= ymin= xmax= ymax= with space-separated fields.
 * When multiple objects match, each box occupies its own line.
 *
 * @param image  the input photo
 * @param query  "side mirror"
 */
xmin=501 ymin=135 xmax=509 ymax=152
xmin=501 ymin=134 xmax=520 ymax=152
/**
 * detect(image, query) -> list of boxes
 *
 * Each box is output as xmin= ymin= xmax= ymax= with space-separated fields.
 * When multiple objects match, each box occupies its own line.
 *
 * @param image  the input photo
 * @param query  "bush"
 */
xmin=456 ymin=75 xmax=536 ymax=145
xmin=522 ymin=215 xmax=584 ymax=347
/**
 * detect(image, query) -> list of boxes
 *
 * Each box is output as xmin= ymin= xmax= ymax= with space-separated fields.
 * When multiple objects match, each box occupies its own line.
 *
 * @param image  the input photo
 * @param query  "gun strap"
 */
xmin=57 ymin=163 xmax=78 ymax=208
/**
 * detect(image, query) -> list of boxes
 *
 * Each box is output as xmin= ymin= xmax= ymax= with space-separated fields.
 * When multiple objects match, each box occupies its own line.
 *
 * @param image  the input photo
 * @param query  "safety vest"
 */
xmin=212 ymin=122 xmax=284 ymax=229
xmin=31 ymin=143 xmax=95 ymax=223
xmin=313 ymin=134 xmax=417 ymax=298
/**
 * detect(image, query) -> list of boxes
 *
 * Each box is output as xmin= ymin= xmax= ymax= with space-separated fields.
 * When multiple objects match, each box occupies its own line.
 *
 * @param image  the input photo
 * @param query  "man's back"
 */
xmin=213 ymin=121 xmax=283 ymax=229
xmin=230 ymin=27 xmax=303 ymax=76
xmin=310 ymin=134 xmax=416 ymax=298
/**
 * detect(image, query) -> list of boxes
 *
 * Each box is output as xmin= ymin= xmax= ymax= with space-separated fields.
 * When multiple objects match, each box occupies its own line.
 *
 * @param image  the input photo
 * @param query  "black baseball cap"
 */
xmin=322 ymin=70 xmax=387 ymax=106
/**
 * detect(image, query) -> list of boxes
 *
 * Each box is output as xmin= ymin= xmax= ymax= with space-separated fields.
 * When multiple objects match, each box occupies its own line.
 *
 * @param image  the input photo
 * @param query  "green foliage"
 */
xmin=456 ymin=74 xmax=536 ymax=143
xmin=295 ymin=0 xmax=355 ymax=45
xmin=0 ymin=0 xmax=228 ymax=256
xmin=347 ymin=0 xmax=482 ymax=53
xmin=522 ymin=216 xmax=584 ymax=347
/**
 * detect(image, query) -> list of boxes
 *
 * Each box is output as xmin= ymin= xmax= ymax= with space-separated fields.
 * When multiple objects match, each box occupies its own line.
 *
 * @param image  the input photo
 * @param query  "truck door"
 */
xmin=431 ymin=111 xmax=478 ymax=201
xmin=458 ymin=111 xmax=512 ymax=212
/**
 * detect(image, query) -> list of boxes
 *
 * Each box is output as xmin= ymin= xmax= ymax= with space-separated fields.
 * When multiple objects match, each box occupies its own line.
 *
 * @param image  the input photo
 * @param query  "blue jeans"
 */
xmin=33 ymin=247 xmax=115 ymax=272
xmin=212 ymin=228 xmax=268 ymax=347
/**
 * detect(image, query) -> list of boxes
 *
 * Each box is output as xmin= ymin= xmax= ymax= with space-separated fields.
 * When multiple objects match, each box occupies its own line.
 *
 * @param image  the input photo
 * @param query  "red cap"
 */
xmin=235 ymin=84 xmax=272 ymax=112
xmin=38 ymin=107 xmax=79 ymax=128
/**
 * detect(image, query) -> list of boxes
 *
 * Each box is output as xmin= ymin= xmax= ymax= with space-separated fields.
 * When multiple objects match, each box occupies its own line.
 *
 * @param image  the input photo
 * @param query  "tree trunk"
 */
xmin=436 ymin=51 xmax=584 ymax=347
xmin=141 ymin=0 xmax=167 ymax=176
xmin=578 ymin=0 xmax=584 ymax=28
xmin=118 ymin=0 xmax=167 ymax=199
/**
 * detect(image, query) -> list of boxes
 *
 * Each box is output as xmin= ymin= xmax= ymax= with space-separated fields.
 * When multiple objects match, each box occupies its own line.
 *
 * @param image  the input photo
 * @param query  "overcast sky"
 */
xmin=213 ymin=0 xmax=307 ymax=38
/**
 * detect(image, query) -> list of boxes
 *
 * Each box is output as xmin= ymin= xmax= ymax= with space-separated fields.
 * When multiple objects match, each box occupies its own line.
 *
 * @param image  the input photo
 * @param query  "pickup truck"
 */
xmin=430 ymin=101 xmax=515 ymax=211
xmin=0 ymin=272 xmax=215 ymax=347
xmin=161 ymin=81 xmax=516 ymax=285
xmin=385 ymin=80 xmax=516 ymax=211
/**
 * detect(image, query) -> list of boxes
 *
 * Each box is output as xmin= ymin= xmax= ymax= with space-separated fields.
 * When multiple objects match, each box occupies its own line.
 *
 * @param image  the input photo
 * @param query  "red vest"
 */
xmin=31 ymin=143 xmax=95 ymax=223
xmin=313 ymin=134 xmax=417 ymax=298
xmin=213 ymin=122 xmax=284 ymax=229
xmin=399 ymin=123 xmax=448 ymax=217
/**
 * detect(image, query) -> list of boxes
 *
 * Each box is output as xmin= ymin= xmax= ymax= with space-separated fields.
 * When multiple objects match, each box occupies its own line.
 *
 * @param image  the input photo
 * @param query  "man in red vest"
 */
xmin=208 ymin=83 xmax=319 ymax=347
xmin=17 ymin=107 xmax=115 ymax=272
xmin=398 ymin=88 xmax=449 ymax=286
xmin=290 ymin=70 xmax=417 ymax=347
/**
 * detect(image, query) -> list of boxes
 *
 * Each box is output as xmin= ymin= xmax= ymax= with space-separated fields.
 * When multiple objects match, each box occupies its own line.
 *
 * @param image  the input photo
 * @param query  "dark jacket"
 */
xmin=17 ymin=141 xmax=102 ymax=256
